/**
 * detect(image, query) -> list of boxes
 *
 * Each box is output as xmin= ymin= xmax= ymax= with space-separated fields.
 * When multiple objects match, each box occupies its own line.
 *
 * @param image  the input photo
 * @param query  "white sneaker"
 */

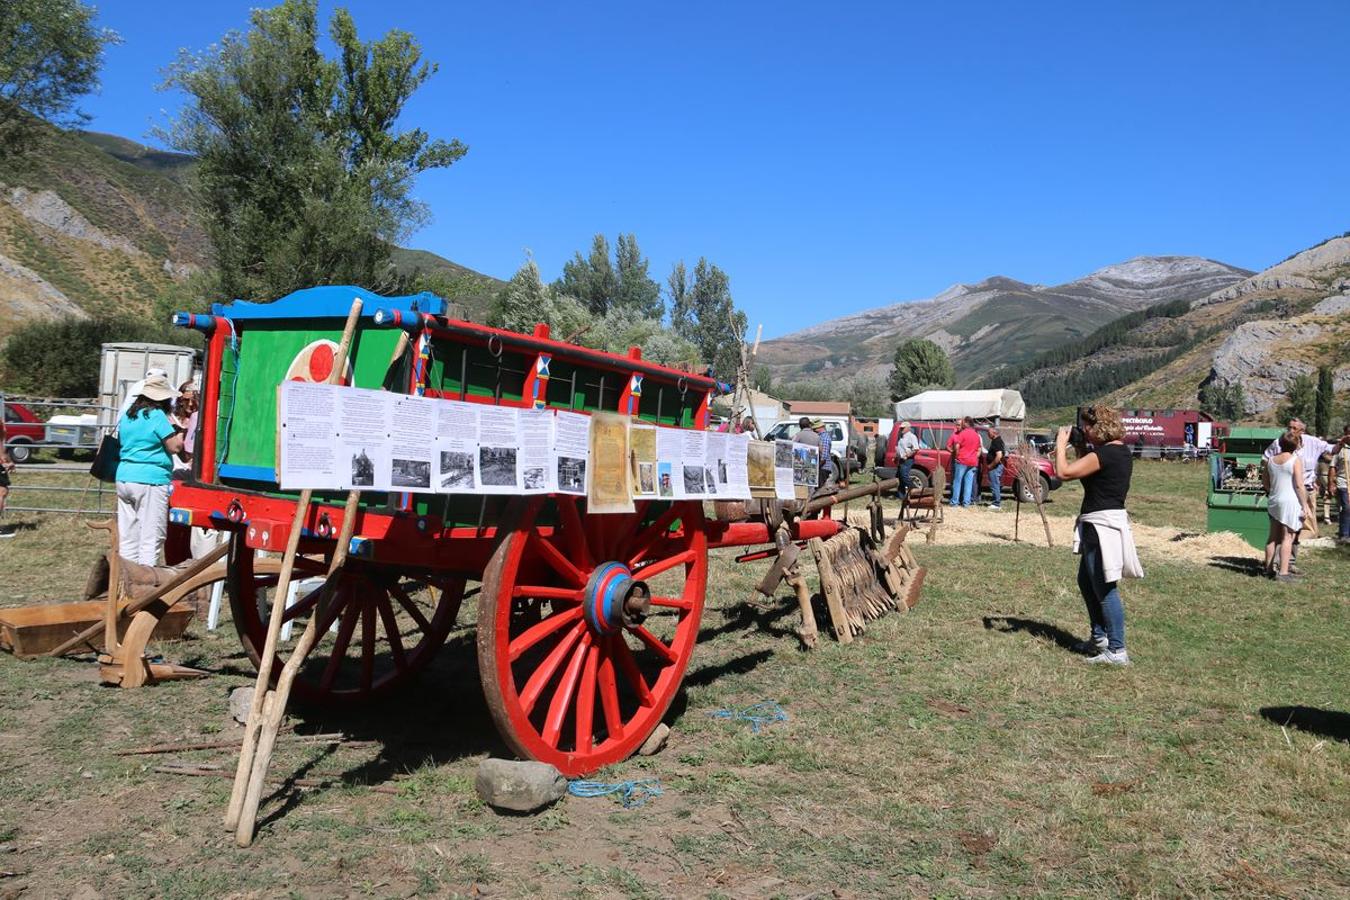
xmin=1072 ymin=635 xmax=1109 ymax=654
xmin=1085 ymin=649 xmax=1130 ymax=666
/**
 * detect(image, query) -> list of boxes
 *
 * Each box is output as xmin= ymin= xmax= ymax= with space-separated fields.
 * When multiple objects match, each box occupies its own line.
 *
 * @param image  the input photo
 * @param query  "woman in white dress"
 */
xmin=1263 ymin=431 xmax=1312 ymax=581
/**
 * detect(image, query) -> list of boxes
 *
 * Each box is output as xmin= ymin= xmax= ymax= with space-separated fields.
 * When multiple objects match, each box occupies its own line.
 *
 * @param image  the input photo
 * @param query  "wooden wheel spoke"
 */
xmin=612 ymin=635 xmax=654 ymax=707
xmin=623 ymin=504 xmax=682 ymax=567
xmin=650 ymin=594 xmax=693 ymax=610
xmin=376 ymin=595 xmax=407 ymax=671
xmin=390 ymin=582 xmax=432 ymax=633
xmin=281 ymin=583 xmax=326 ymax=623
xmin=597 ymin=650 xmax=624 ymax=741
xmin=314 ymin=583 xmax=351 ymax=636
xmin=575 ymin=644 xmax=599 ymax=754
xmin=509 ymin=606 xmax=584 ymax=662
xmin=632 ymin=549 xmax=694 ymax=581
xmin=511 ymin=584 xmax=583 ymax=603
xmin=530 ymin=533 xmax=587 ymax=588
xmin=519 ymin=620 xmax=588 ymax=715
xmin=556 ymin=497 xmax=593 ymax=570
xmin=320 ymin=601 xmax=361 ymax=692
xmin=542 ymin=636 xmax=591 ymax=748
xmin=359 ymin=601 xmax=376 ymax=693
xmin=630 ymin=624 xmax=678 ymax=665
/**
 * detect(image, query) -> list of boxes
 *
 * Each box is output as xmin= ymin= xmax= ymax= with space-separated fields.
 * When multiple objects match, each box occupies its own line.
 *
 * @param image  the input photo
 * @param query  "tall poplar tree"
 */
xmin=162 ymin=0 xmax=466 ymax=301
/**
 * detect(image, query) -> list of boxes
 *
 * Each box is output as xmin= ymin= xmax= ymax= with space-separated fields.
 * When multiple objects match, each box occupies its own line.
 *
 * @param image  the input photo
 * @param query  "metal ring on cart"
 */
xmin=487 ymin=334 xmax=503 ymax=358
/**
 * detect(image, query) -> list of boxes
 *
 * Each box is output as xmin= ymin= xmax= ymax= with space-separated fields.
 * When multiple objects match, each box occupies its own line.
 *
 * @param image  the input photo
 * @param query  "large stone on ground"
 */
xmin=475 ymin=759 xmax=566 ymax=813
xmin=229 ymin=686 xmax=253 ymax=725
xmin=638 ymin=723 xmax=670 ymax=756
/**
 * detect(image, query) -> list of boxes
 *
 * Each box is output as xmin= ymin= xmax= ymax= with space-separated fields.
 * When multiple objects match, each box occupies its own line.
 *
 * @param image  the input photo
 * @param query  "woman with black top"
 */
xmin=1055 ymin=406 xmax=1142 ymax=666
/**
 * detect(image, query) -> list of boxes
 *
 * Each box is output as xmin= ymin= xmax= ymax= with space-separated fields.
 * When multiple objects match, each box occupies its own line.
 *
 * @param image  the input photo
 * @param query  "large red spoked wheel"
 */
xmin=478 ymin=497 xmax=707 ymax=776
xmin=228 ymin=538 xmax=463 ymax=704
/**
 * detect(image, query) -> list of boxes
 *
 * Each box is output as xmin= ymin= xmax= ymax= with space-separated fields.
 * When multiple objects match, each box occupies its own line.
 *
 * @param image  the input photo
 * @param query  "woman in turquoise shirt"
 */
xmin=116 ymin=375 xmax=184 ymax=565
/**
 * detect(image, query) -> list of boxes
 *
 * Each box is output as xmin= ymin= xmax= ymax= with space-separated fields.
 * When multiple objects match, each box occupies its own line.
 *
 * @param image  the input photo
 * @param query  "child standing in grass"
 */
xmin=1055 ymin=405 xmax=1142 ymax=667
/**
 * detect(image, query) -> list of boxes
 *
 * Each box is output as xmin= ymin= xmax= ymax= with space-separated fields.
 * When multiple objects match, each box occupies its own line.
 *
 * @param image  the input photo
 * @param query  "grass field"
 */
xmin=0 ymin=462 xmax=1347 ymax=898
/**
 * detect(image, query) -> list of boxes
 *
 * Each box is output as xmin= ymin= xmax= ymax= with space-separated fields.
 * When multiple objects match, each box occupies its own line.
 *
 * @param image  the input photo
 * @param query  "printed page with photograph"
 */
xmin=336 ymin=387 xmax=394 ymax=492
xmin=386 ymin=394 xmax=437 ymax=493
xmin=705 ymin=431 xmax=734 ymax=498
xmin=518 ymin=408 xmax=552 ymax=493
xmin=630 ymin=423 xmax=658 ymax=497
xmin=655 ymin=425 xmax=682 ymax=499
xmin=477 ymin=405 xmax=523 ymax=494
xmin=792 ymin=443 xmax=820 ymax=488
xmin=588 ymin=411 xmax=634 ymax=513
xmin=680 ymin=428 xmax=708 ymax=498
xmin=552 ymin=410 xmax=590 ymax=495
xmin=278 ymin=380 xmax=342 ymax=490
xmin=434 ymin=398 xmax=480 ymax=492
xmin=773 ymin=439 xmax=795 ymax=500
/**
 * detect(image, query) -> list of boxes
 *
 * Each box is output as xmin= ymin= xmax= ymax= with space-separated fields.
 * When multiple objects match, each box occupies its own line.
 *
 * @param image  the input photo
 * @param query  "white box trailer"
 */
xmin=98 ymin=342 xmax=199 ymax=433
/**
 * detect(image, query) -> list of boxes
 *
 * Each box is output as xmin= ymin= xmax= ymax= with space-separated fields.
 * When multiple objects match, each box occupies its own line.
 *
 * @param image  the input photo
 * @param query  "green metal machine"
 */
xmin=1207 ymin=426 xmax=1282 ymax=549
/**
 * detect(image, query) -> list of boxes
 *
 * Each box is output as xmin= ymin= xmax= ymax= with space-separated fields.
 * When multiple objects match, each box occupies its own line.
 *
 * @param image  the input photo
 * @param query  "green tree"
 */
xmin=162 ymin=0 xmax=466 ymax=302
xmin=667 ymin=260 xmax=692 ymax=334
xmin=488 ymin=258 xmax=594 ymax=340
xmin=672 ymin=258 xmax=746 ymax=379
xmin=0 ymin=0 xmax=118 ymax=155
xmin=1278 ymin=373 xmax=1317 ymax=425
xmin=556 ymin=234 xmax=618 ymax=316
xmin=887 ymin=338 xmax=954 ymax=400
xmin=614 ymin=233 xmax=662 ymax=319
xmin=1314 ymin=365 xmax=1334 ymax=435
xmin=1198 ymin=379 xmax=1245 ymax=421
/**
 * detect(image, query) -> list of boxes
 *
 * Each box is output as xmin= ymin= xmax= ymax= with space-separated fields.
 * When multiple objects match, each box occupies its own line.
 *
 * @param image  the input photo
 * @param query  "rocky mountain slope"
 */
xmin=1102 ymin=235 xmax=1350 ymax=418
xmin=0 ymin=123 xmax=503 ymax=341
xmin=757 ymin=256 xmax=1250 ymax=384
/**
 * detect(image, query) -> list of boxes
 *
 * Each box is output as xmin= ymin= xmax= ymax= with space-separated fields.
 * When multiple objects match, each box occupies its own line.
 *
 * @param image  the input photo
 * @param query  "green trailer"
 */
xmin=1206 ymin=426 xmax=1282 ymax=549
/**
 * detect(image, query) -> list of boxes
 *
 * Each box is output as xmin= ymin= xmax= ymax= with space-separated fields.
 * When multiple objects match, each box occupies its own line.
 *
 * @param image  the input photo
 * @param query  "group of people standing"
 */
xmin=944 ymin=417 xmax=1005 ymax=509
xmin=1261 ymin=418 xmax=1349 ymax=580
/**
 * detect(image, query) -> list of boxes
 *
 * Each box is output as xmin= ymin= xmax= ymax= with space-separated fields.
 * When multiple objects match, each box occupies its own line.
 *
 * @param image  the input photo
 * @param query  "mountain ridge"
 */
xmin=758 ymin=255 xmax=1251 ymax=384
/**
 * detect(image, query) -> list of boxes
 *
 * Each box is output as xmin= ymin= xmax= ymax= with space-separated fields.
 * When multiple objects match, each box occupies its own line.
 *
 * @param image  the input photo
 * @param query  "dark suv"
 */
xmin=875 ymin=420 xmax=1061 ymax=503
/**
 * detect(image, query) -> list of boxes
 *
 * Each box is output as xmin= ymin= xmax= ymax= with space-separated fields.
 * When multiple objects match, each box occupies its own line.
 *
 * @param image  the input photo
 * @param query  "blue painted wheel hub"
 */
xmin=583 ymin=562 xmax=649 ymax=635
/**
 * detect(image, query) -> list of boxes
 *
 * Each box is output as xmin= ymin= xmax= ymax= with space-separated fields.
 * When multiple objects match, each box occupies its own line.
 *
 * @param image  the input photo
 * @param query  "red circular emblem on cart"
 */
xmin=286 ymin=339 xmax=353 ymax=385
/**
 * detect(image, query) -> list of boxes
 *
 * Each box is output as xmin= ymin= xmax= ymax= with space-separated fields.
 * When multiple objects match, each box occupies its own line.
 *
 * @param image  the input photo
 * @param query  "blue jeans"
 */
xmin=898 ymin=458 xmax=913 ymax=496
xmin=1077 ymin=523 xmax=1126 ymax=652
xmin=988 ymin=464 xmax=1004 ymax=505
xmin=951 ymin=463 xmax=976 ymax=506
xmin=1339 ymin=487 xmax=1349 ymax=538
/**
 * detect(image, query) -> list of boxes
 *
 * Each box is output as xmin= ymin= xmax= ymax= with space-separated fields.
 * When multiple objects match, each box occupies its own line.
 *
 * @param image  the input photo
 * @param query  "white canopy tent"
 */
xmin=893 ymin=389 xmax=1026 ymax=424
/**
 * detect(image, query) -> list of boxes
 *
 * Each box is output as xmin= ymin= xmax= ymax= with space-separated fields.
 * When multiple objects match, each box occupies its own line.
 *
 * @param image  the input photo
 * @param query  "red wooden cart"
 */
xmin=167 ymin=286 xmax=841 ymax=777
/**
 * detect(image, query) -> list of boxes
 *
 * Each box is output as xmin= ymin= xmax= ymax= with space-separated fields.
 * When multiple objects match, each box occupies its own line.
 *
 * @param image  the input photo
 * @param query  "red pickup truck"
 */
xmin=2 ymin=401 xmax=44 ymax=464
xmin=875 ymin=420 xmax=1062 ymax=503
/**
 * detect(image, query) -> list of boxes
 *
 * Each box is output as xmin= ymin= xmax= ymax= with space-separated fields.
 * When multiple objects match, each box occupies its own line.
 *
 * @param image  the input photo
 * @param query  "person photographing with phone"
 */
xmin=1055 ymin=406 xmax=1142 ymax=666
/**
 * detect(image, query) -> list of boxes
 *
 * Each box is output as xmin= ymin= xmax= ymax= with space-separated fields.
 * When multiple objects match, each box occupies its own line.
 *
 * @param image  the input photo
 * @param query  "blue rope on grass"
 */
xmin=568 ymin=778 xmax=663 ymax=808
xmin=708 ymin=700 xmax=788 ymax=733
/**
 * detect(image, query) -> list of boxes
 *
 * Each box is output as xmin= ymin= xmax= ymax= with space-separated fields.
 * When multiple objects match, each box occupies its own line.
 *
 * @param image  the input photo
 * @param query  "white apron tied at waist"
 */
xmin=1073 ymin=509 xmax=1144 ymax=582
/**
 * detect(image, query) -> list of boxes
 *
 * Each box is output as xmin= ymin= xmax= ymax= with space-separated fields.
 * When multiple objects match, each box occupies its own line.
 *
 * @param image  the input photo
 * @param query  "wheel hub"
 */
xmin=582 ymin=562 xmax=650 ymax=635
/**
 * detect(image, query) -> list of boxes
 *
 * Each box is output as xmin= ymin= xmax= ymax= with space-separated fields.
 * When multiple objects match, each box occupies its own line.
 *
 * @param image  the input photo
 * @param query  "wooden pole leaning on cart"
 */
xmin=231 ymin=324 xmax=412 ymax=847
xmin=224 ymin=298 xmax=363 ymax=838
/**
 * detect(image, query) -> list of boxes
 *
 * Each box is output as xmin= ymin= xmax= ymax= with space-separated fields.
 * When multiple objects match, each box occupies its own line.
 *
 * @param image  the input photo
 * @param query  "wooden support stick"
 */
xmin=225 ymin=298 xmax=362 ymax=833
xmin=233 ymin=316 xmax=405 ymax=845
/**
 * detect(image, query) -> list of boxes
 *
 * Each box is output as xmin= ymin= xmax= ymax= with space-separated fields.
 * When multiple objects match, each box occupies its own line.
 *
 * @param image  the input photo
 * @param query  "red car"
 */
xmin=875 ymin=420 xmax=1062 ymax=503
xmin=2 ymin=401 xmax=44 ymax=463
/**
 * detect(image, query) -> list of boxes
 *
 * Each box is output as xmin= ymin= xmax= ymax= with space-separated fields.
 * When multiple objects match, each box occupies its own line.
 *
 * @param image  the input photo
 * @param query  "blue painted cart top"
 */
xmin=211 ymin=285 xmax=446 ymax=321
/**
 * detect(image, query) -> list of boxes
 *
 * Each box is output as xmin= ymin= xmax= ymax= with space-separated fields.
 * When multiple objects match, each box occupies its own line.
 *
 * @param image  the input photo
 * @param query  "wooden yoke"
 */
xmin=225 ymin=298 xmax=363 ymax=837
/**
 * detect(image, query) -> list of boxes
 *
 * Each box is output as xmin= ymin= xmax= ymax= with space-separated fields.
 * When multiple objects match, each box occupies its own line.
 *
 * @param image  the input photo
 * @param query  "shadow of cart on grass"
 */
xmin=982 ymin=615 xmax=1086 ymax=654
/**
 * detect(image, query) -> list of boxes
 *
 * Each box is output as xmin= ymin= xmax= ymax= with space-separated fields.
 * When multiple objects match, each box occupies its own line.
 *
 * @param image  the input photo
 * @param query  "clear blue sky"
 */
xmin=83 ymin=0 xmax=1350 ymax=336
